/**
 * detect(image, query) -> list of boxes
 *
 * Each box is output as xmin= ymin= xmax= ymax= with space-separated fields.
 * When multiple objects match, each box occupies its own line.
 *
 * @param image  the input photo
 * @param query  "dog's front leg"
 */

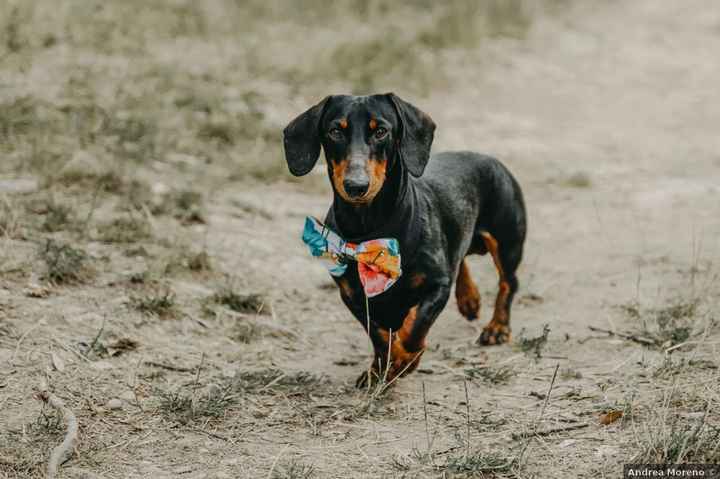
xmin=357 ymin=285 xmax=451 ymax=388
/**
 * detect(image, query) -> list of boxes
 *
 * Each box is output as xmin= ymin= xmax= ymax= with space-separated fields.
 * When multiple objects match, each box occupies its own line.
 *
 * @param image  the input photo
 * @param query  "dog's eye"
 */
xmin=374 ymin=127 xmax=388 ymax=139
xmin=328 ymin=128 xmax=343 ymax=140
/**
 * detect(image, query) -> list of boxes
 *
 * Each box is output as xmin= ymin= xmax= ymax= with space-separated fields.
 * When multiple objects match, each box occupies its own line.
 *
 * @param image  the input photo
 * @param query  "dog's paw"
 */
xmin=476 ymin=322 xmax=511 ymax=346
xmin=457 ymin=294 xmax=480 ymax=321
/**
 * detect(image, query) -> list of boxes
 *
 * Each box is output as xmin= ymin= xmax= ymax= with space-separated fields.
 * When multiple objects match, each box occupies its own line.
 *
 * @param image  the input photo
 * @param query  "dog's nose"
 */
xmin=343 ymin=179 xmax=369 ymax=198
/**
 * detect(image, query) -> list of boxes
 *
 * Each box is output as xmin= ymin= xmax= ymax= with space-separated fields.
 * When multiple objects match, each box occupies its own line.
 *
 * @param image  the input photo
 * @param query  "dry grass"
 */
xmin=157 ymin=382 xmax=236 ymax=424
xmin=517 ymin=324 xmax=551 ymax=359
xmin=213 ymin=288 xmax=270 ymax=315
xmin=97 ymin=213 xmax=152 ymax=244
xmin=620 ymin=296 xmax=713 ymax=349
xmin=39 ymin=239 xmax=94 ymax=284
xmin=465 ymin=365 xmax=514 ymax=385
xmin=632 ymin=394 xmax=720 ymax=464
xmin=129 ymin=288 xmax=176 ymax=318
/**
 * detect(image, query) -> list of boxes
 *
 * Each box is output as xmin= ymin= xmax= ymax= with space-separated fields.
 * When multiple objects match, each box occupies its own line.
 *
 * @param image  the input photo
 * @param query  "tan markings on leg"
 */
xmin=480 ymin=231 xmax=505 ymax=278
xmin=369 ymin=307 xmax=425 ymax=385
xmin=478 ymin=232 xmax=511 ymax=345
xmin=455 ymin=259 xmax=480 ymax=320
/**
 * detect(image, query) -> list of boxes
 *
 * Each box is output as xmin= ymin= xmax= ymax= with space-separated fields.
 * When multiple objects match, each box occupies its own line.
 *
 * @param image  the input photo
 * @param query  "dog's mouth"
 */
xmin=342 ymin=189 xmax=377 ymax=206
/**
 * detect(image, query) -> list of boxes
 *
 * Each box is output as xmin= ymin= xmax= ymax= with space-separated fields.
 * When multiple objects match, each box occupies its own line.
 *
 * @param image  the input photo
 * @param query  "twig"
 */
xmin=517 ymin=363 xmax=560 ymax=466
xmin=463 ymin=378 xmax=471 ymax=459
xmin=422 ymin=381 xmax=432 ymax=457
xmin=185 ymin=425 xmax=228 ymax=442
xmin=81 ymin=178 xmax=104 ymax=235
xmin=53 ymin=339 xmax=92 ymax=363
xmin=11 ymin=322 xmax=41 ymax=365
xmin=538 ymin=364 xmax=560 ymax=423
xmin=84 ymin=315 xmax=106 ymax=357
xmin=512 ymin=423 xmax=589 ymax=439
xmin=145 ymin=361 xmax=193 ymax=372
xmin=190 ymin=352 xmax=206 ymax=419
xmin=34 ymin=384 xmax=79 ymax=478
xmin=588 ymin=326 xmax=655 ymax=347
xmin=266 ymin=443 xmax=290 ymax=479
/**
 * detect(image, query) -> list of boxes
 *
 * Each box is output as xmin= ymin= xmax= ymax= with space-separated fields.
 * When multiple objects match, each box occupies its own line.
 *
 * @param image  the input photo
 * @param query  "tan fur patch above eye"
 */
xmin=339 ymin=119 xmax=348 ymax=129
xmin=369 ymin=119 xmax=377 ymax=130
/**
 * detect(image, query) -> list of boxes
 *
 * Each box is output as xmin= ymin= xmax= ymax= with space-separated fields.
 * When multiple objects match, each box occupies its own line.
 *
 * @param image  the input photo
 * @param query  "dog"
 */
xmin=283 ymin=93 xmax=526 ymax=387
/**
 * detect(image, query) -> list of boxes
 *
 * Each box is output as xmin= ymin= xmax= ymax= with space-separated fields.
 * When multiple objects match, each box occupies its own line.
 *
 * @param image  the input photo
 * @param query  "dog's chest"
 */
xmin=337 ymin=263 xmax=427 ymax=330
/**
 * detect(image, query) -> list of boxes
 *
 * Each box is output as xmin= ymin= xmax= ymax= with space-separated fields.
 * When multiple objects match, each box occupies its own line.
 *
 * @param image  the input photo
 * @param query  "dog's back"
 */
xmin=418 ymin=151 xmax=526 ymax=259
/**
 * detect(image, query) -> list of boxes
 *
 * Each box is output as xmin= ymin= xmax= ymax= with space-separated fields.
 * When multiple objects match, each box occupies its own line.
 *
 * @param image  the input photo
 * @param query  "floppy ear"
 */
xmin=386 ymin=93 xmax=436 ymax=177
xmin=283 ymin=96 xmax=331 ymax=176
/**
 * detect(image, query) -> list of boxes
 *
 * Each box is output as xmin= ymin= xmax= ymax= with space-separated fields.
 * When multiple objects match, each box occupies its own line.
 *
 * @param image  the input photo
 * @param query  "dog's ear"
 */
xmin=283 ymin=96 xmax=331 ymax=176
xmin=386 ymin=93 xmax=436 ymax=177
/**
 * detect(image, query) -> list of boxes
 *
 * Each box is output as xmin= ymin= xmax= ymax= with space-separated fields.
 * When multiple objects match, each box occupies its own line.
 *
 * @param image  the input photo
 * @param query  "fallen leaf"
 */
xmin=25 ymin=285 xmax=51 ymax=298
xmin=51 ymin=352 xmax=65 ymax=372
xmin=107 ymin=338 xmax=139 ymax=356
xmin=599 ymin=410 xmax=623 ymax=425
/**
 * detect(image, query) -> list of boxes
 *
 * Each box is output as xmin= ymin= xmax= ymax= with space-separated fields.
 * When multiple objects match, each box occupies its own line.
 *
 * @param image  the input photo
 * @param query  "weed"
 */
xmin=162 ymin=246 xmax=213 ymax=275
xmin=272 ymin=460 xmax=315 ymax=479
xmin=634 ymin=414 xmax=720 ymax=463
xmin=517 ymin=324 xmax=550 ymax=359
xmin=157 ymin=382 xmax=236 ymax=424
xmin=623 ymin=298 xmax=701 ymax=348
xmin=40 ymin=239 xmax=93 ymax=284
xmin=171 ymin=190 xmax=206 ymax=225
xmin=130 ymin=289 xmax=176 ymax=318
xmin=0 ymin=96 xmax=40 ymax=139
xmin=41 ymin=199 xmax=75 ymax=233
xmin=233 ymin=369 xmax=329 ymax=395
xmin=229 ymin=319 xmax=263 ymax=344
xmin=213 ymin=289 xmax=269 ymax=315
xmin=465 ymin=365 xmax=514 ymax=385
xmin=445 ymin=451 xmax=516 ymax=475
xmin=187 ymin=251 xmax=212 ymax=272
xmin=98 ymin=214 xmax=152 ymax=243
xmin=0 ymin=197 xmax=21 ymax=238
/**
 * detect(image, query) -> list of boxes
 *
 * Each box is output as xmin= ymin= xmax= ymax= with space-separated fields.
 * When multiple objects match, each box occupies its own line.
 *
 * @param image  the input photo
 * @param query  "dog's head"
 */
xmin=283 ymin=94 xmax=435 ymax=205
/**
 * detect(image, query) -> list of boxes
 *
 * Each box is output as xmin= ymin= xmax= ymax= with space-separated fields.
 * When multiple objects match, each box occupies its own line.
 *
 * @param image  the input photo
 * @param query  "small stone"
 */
xmin=119 ymin=390 xmax=136 ymax=402
xmin=106 ymin=398 xmax=123 ymax=410
xmin=0 ymin=177 xmax=39 ymax=194
xmin=91 ymin=360 xmax=113 ymax=370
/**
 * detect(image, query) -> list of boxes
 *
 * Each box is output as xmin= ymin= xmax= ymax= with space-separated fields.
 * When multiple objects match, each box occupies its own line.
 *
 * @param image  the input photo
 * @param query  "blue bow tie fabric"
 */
xmin=302 ymin=216 xmax=402 ymax=297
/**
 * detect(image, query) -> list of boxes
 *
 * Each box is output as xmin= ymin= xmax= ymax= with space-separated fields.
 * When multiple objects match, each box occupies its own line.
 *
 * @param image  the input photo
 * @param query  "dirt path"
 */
xmin=2 ymin=1 xmax=719 ymax=478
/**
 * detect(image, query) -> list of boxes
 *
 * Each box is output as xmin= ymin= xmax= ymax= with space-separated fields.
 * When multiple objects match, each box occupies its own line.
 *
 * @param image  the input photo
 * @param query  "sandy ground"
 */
xmin=1 ymin=1 xmax=720 ymax=478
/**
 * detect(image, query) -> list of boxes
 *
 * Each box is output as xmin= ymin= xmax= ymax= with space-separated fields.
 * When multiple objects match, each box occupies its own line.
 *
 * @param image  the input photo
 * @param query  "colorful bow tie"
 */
xmin=302 ymin=216 xmax=402 ymax=297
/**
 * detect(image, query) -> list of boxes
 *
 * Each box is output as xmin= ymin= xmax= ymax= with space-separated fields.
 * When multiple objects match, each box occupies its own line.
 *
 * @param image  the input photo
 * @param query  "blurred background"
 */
xmin=0 ymin=0 xmax=572 ymax=187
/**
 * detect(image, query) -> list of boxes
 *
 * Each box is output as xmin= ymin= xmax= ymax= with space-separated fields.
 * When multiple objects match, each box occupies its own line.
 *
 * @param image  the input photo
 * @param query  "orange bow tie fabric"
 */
xmin=302 ymin=216 xmax=402 ymax=297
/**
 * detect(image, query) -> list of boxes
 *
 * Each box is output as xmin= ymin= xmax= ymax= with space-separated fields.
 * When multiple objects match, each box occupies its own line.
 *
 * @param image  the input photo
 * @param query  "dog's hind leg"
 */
xmin=476 ymin=231 xmax=522 ymax=346
xmin=456 ymin=259 xmax=481 ymax=321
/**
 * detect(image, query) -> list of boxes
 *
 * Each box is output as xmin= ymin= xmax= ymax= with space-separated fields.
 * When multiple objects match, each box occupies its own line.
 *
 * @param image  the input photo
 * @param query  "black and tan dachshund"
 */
xmin=283 ymin=93 xmax=527 ymax=387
